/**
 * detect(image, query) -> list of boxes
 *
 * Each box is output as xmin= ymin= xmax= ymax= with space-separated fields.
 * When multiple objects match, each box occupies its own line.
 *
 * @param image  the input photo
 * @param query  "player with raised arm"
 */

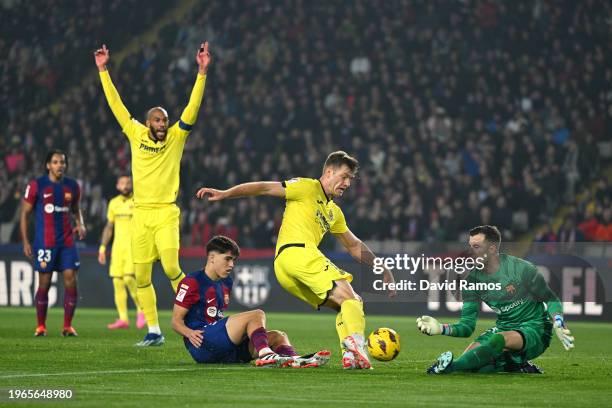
xmin=196 ymin=151 xmax=396 ymax=369
xmin=20 ymin=149 xmax=86 ymax=337
xmin=95 ymin=42 xmax=211 ymax=346
xmin=417 ymin=225 xmax=575 ymax=374
xmin=172 ymin=235 xmax=331 ymax=368
xmin=98 ymin=175 xmax=146 ymax=330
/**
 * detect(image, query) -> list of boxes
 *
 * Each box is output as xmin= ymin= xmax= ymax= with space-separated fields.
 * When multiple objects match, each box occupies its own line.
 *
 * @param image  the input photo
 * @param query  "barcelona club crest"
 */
xmin=233 ymin=265 xmax=271 ymax=307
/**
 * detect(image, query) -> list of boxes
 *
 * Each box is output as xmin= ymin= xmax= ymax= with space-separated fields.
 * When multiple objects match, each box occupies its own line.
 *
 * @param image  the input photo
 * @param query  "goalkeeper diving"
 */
xmin=418 ymin=225 xmax=575 ymax=374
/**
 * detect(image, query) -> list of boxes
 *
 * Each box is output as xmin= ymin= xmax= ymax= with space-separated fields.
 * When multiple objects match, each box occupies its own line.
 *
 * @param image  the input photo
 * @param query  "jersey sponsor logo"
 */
xmin=317 ymin=200 xmax=324 ymax=205
xmin=224 ymin=293 xmax=230 ymax=305
xmin=138 ymin=142 xmax=167 ymax=154
xmin=505 ymin=284 xmax=516 ymax=294
xmin=206 ymin=298 xmax=215 ymax=304
xmin=43 ymin=193 xmax=53 ymax=198
xmin=206 ymin=306 xmax=217 ymax=317
xmin=233 ymin=265 xmax=271 ymax=307
xmin=286 ymin=178 xmax=299 ymax=184
xmin=180 ymin=283 xmax=189 ymax=290
xmin=176 ymin=288 xmax=187 ymax=302
xmin=315 ymin=209 xmax=331 ymax=234
xmin=44 ymin=205 xmax=70 ymax=214
xmin=64 ymin=192 xmax=72 ymax=202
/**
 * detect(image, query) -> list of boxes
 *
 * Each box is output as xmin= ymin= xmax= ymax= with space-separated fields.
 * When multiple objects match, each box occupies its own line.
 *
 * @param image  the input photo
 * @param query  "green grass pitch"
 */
xmin=1 ymin=307 xmax=611 ymax=407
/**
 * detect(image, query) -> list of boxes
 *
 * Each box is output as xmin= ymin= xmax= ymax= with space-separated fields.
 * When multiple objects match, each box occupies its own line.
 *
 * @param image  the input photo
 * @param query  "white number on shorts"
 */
xmin=37 ymin=250 xmax=51 ymax=262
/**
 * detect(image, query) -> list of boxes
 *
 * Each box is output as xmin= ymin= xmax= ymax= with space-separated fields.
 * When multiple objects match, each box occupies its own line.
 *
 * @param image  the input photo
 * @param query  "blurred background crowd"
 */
xmin=1 ymin=0 xmax=610 ymax=249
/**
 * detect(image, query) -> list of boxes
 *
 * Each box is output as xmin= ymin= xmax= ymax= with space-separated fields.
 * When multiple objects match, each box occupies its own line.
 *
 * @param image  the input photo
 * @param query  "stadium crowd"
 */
xmin=1 ymin=0 xmax=610 ymax=248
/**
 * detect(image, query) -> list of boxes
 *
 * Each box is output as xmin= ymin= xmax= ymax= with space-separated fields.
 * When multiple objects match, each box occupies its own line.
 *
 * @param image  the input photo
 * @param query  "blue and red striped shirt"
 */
xmin=174 ymin=271 xmax=233 ymax=329
xmin=24 ymin=175 xmax=81 ymax=248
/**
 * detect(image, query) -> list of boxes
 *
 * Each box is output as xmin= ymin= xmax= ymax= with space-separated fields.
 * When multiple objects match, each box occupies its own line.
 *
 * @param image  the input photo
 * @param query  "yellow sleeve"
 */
xmin=174 ymin=73 xmax=207 ymax=136
xmin=106 ymin=199 xmax=115 ymax=223
xmin=99 ymin=70 xmax=140 ymax=140
xmin=282 ymin=178 xmax=313 ymax=201
xmin=330 ymin=205 xmax=349 ymax=234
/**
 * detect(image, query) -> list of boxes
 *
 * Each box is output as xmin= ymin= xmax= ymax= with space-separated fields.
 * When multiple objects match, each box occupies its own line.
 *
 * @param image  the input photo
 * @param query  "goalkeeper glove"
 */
xmin=417 ymin=315 xmax=443 ymax=336
xmin=553 ymin=314 xmax=575 ymax=350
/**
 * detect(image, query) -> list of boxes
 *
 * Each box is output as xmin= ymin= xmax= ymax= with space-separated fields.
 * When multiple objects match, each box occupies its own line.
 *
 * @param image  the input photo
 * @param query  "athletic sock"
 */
xmin=35 ymin=287 xmax=49 ymax=327
xmin=63 ymin=287 xmax=78 ymax=328
xmin=249 ymin=327 xmax=271 ymax=355
xmin=112 ymin=278 xmax=129 ymax=321
xmin=274 ymin=344 xmax=298 ymax=356
xmin=137 ymin=284 xmax=158 ymax=328
xmin=335 ymin=312 xmax=349 ymax=350
xmin=340 ymin=299 xmax=365 ymax=336
xmin=123 ymin=274 xmax=141 ymax=311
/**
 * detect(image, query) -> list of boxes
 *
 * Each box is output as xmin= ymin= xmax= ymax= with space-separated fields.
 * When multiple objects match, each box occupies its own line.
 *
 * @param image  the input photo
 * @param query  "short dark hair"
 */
xmin=323 ymin=151 xmax=359 ymax=173
xmin=469 ymin=225 xmax=501 ymax=248
xmin=206 ymin=235 xmax=240 ymax=258
xmin=45 ymin=149 xmax=68 ymax=170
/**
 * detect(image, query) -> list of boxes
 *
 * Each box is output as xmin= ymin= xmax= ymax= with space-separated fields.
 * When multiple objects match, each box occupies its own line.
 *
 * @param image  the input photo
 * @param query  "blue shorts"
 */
xmin=34 ymin=246 xmax=80 ymax=273
xmin=185 ymin=317 xmax=252 ymax=364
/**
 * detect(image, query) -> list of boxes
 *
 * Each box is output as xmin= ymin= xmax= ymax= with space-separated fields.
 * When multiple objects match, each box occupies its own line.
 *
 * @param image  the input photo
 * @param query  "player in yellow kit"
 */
xmin=197 ymin=151 xmax=396 ymax=369
xmin=98 ymin=175 xmax=146 ymax=330
xmin=95 ymin=42 xmax=212 ymax=346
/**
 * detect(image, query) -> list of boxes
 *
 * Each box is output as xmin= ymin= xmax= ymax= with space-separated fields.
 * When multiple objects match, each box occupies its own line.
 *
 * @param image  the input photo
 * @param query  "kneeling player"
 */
xmin=172 ymin=235 xmax=330 ymax=368
xmin=417 ymin=225 xmax=575 ymax=374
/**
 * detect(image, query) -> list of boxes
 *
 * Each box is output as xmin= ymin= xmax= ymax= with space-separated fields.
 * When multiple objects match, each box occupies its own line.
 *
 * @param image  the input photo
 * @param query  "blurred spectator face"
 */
xmin=116 ymin=176 xmax=132 ymax=196
xmin=323 ymin=164 xmax=355 ymax=198
xmin=46 ymin=153 xmax=67 ymax=180
xmin=146 ymin=107 xmax=169 ymax=141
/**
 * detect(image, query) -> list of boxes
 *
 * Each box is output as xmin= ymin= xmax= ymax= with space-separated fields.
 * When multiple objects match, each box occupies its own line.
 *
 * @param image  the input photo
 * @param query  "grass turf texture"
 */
xmin=1 ymin=308 xmax=611 ymax=407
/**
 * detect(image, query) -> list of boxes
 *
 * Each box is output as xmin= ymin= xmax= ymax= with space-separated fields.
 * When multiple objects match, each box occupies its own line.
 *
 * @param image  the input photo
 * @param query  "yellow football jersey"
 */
xmin=107 ymin=194 xmax=134 ymax=251
xmin=276 ymin=178 xmax=348 ymax=253
xmin=99 ymin=70 xmax=207 ymax=206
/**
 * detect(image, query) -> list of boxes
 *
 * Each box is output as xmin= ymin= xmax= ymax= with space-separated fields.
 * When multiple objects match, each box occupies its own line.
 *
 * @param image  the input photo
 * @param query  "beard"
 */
xmin=149 ymin=126 xmax=167 ymax=141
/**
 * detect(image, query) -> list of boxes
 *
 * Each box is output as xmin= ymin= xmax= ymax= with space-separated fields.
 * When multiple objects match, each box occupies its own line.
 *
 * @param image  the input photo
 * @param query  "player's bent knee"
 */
xmin=251 ymin=309 xmax=266 ymax=321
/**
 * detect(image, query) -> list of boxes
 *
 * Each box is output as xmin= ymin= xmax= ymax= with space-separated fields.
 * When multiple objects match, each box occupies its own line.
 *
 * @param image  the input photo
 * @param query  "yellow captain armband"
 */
xmin=99 ymin=245 xmax=106 ymax=254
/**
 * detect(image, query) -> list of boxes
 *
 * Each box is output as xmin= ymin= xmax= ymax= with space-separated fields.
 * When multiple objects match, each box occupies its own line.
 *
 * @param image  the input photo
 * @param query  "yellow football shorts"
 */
xmin=131 ymin=204 xmax=180 ymax=263
xmin=109 ymin=244 xmax=133 ymax=278
xmin=273 ymin=244 xmax=352 ymax=309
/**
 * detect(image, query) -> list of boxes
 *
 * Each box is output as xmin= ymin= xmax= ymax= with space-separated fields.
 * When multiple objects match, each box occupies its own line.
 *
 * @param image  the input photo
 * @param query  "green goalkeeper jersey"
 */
xmin=450 ymin=254 xmax=563 ymax=337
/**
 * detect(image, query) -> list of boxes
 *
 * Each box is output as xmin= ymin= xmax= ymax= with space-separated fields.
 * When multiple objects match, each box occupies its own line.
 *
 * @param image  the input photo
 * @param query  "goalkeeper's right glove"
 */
xmin=417 ymin=315 xmax=443 ymax=336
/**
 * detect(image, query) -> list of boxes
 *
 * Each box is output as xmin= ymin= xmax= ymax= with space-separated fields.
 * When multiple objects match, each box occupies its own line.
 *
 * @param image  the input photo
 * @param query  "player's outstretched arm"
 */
xmin=178 ymin=42 xmax=212 ymax=131
xmin=524 ymin=265 xmax=575 ymax=350
xmin=333 ymin=229 xmax=397 ymax=297
xmin=94 ymin=44 xmax=133 ymax=130
xmin=171 ymin=304 xmax=204 ymax=348
xmin=98 ymin=221 xmax=114 ymax=265
xmin=417 ymin=300 xmax=479 ymax=337
xmin=196 ymin=182 xmax=286 ymax=201
xmin=19 ymin=201 xmax=33 ymax=258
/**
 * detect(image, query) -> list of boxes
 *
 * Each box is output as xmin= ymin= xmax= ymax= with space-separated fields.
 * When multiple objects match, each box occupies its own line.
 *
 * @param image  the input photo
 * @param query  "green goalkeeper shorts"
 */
xmin=475 ymin=321 xmax=552 ymax=366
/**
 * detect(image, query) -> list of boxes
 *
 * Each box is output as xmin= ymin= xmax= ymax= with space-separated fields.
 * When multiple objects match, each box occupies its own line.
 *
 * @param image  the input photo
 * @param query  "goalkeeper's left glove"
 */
xmin=553 ymin=314 xmax=575 ymax=350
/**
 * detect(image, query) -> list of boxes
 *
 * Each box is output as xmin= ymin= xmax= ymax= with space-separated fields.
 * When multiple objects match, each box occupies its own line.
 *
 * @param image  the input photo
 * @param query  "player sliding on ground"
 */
xmin=418 ymin=225 xmax=575 ymax=374
xmin=196 ymin=151 xmax=396 ymax=369
xmin=95 ymin=42 xmax=211 ymax=346
xmin=172 ymin=235 xmax=330 ymax=368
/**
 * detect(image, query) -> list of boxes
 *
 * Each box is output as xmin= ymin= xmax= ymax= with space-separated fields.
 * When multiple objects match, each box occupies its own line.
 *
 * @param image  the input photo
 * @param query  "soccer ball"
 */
xmin=367 ymin=328 xmax=400 ymax=361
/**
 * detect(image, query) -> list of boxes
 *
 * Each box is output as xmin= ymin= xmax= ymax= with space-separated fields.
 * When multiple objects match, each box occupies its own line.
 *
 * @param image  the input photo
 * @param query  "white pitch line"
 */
xmin=0 ymin=367 xmax=243 ymax=379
